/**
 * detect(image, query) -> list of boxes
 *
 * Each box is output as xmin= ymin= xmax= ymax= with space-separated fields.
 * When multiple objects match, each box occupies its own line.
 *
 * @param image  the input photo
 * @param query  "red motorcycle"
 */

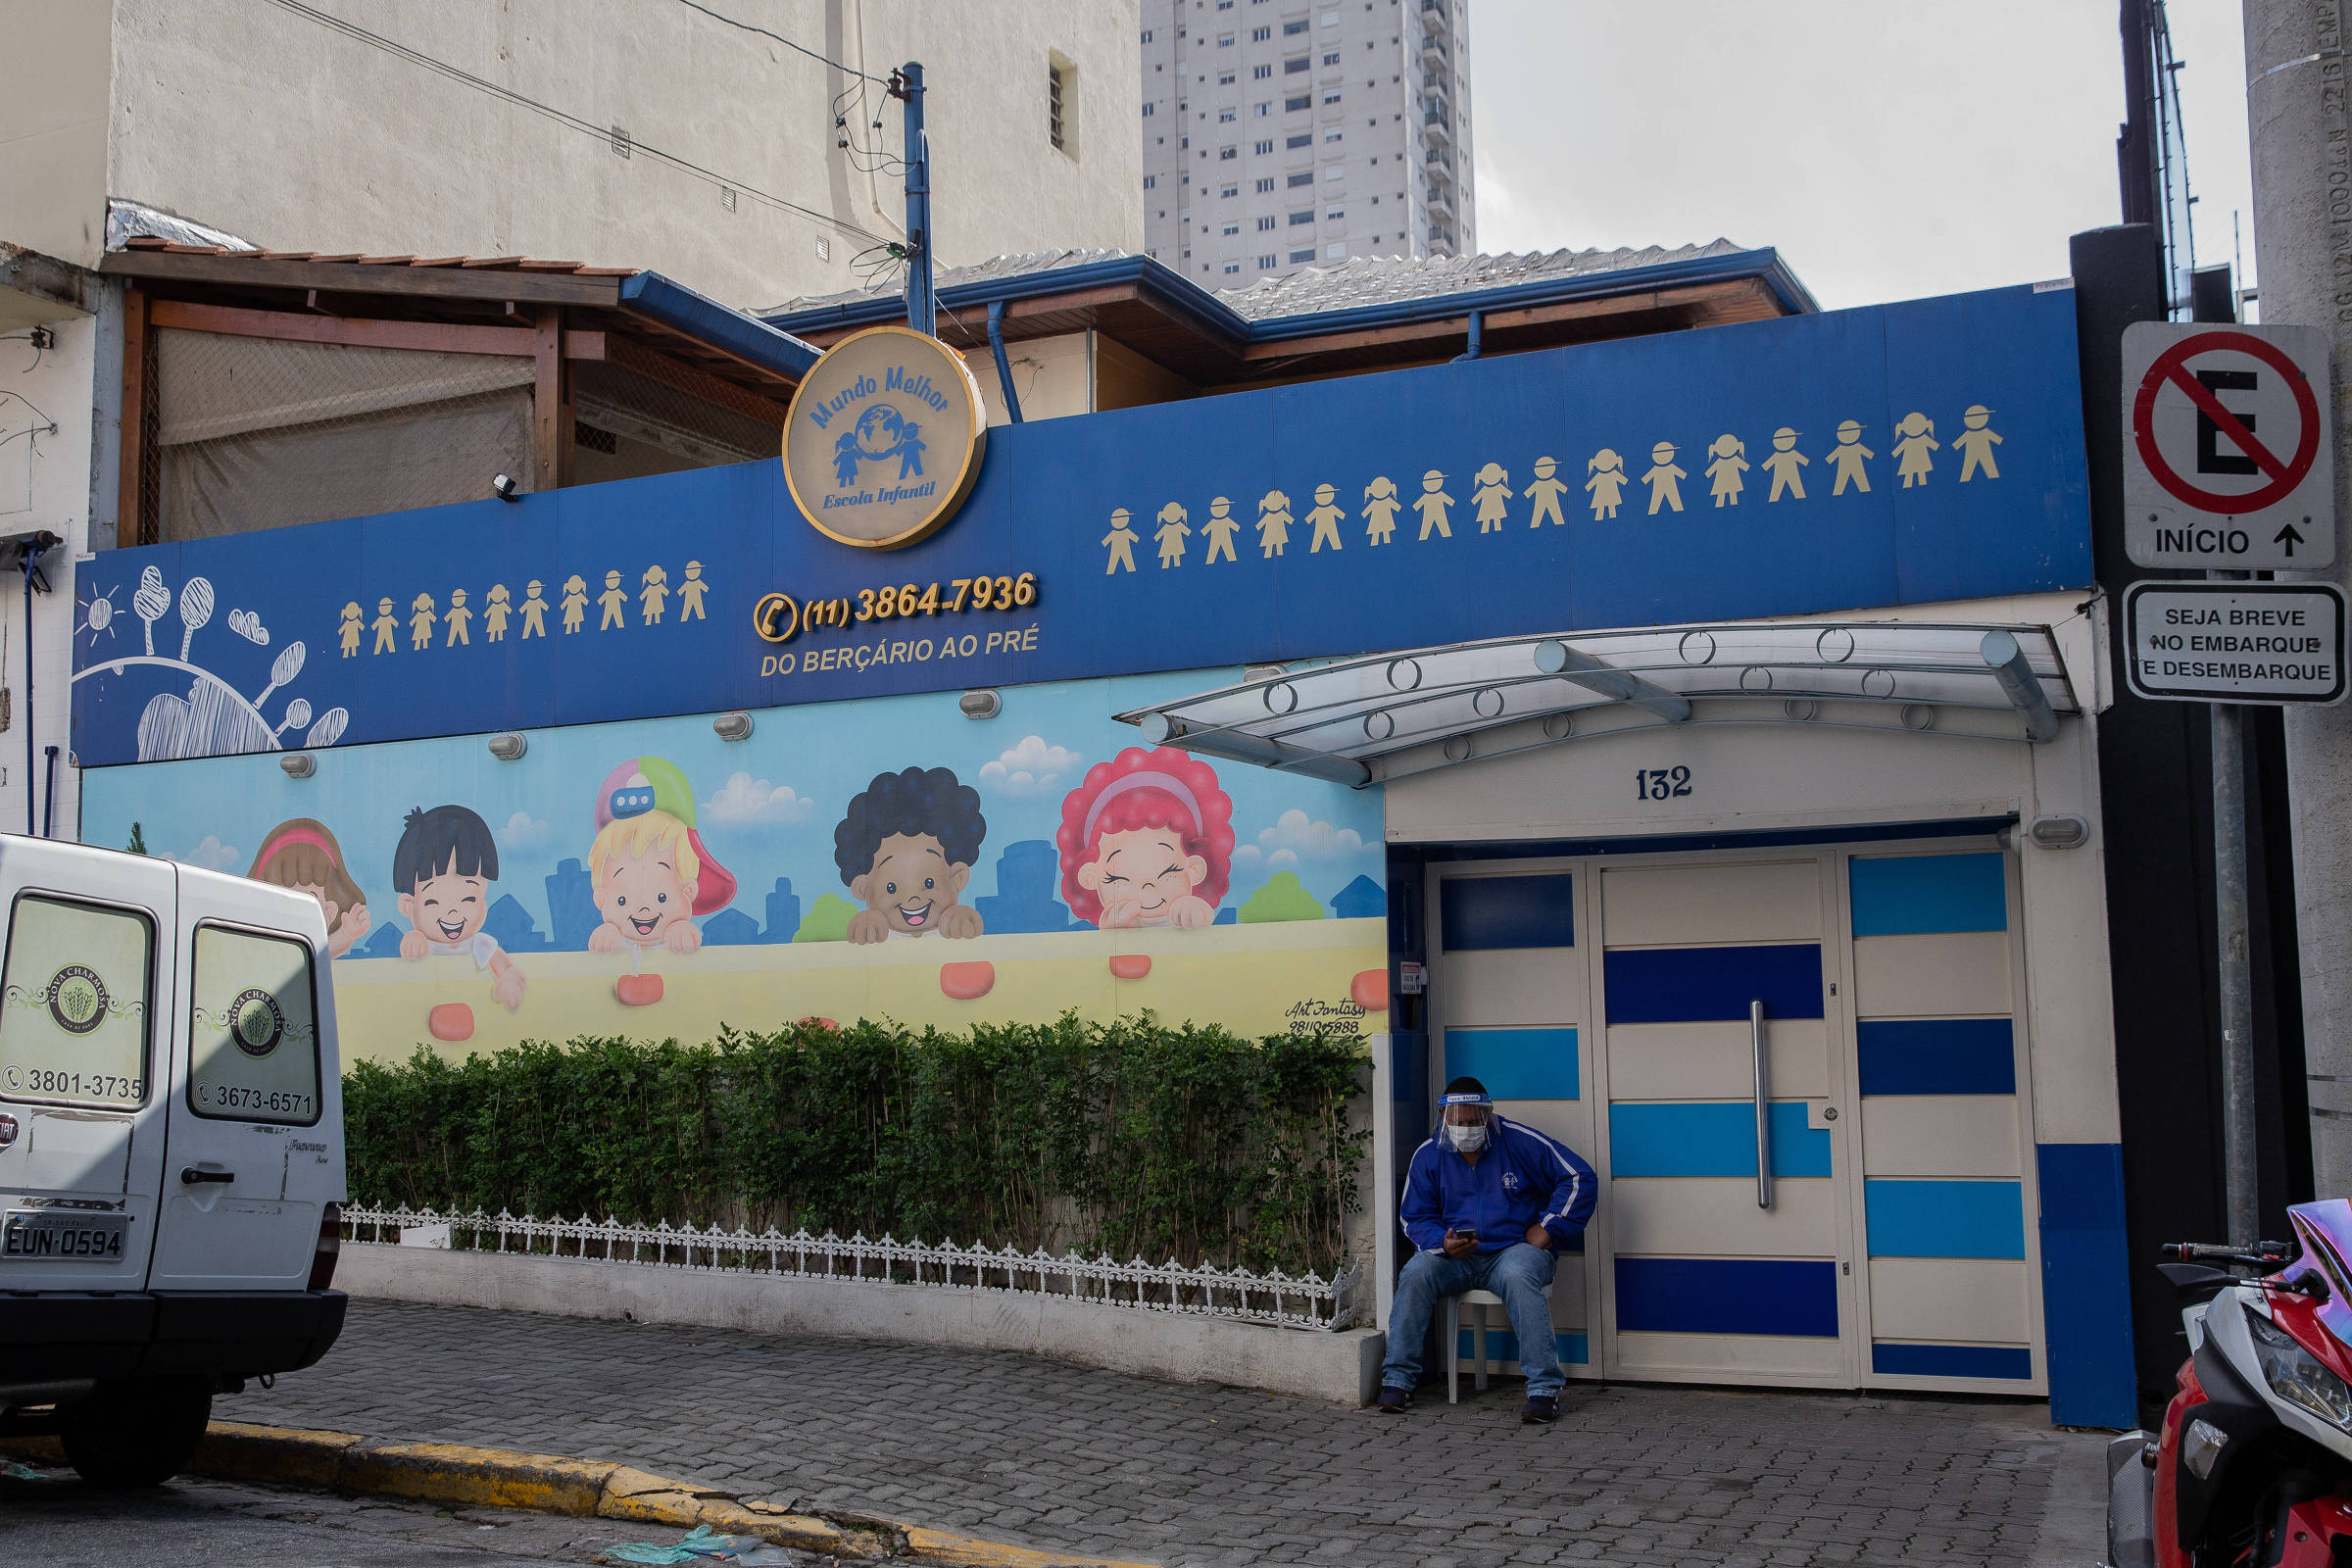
xmin=2108 ymin=1199 xmax=2352 ymax=1566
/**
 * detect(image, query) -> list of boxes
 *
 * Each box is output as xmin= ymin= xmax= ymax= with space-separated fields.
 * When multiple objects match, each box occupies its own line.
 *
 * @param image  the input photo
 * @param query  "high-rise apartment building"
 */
xmin=1138 ymin=0 xmax=1473 ymax=286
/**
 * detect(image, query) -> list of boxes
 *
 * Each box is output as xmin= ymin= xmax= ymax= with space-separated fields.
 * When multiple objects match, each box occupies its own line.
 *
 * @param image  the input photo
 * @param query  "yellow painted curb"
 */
xmin=5 ymin=1422 xmax=1152 ymax=1567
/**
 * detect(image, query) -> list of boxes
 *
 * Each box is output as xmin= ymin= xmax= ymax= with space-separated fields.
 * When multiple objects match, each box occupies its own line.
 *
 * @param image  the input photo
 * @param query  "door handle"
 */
xmin=1751 ymin=999 xmax=1772 ymax=1211
xmin=179 ymin=1167 xmax=234 ymax=1186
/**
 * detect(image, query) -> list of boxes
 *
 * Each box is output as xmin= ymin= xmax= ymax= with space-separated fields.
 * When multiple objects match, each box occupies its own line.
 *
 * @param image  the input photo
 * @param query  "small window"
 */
xmin=0 ymin=894 xmax=154 ymax=1110
xmin=1289 ymin=209 xmax=1313 ymax=224
xmin=1219 ymin=107 xmax=1236 ymax=121
xmin=1256 ymin=215 xmax=1276 ymax=230
xmin=1143 ymin=173 xmax=1157 ymax=188
xmin=1323 ymin=50 xmax=1342 ymax=64
xmin=1286 ymin=94 xmax=1311 ymax=111
xmin=1253 ymin=138 xmax=1274 ymax=154
xmin=1284 ymin=19 xmax=1308 ymax=33
xmin=1251 ymin=25 xmax=1272 ymax=40
xmin=1142 ymin=28 xmax=1154 ymax=42
xmin=1222 ymin=221 xmax=1241 ymax=234
xmin=1217 ymin=31 xmax=1235 ymax=45
xmin=1219 ymin=145 xmax=1238 ymax=160
xmin=1219 ymin=71 xmax=1236 ymax=84
xmin=1285 ymin=56 xmax=1310 ymax=73
xmin=1255 ymin=176 xmax=1275 ymax=191
xmin=1325 ymin=206 xmax=1344 ymax=219
xmin=188 ymin=922 xmax=321 ymax=1125
xmin=1257 ymin=253 xmax=1278 ymax=268
xmin=1287 ymin=132 xmax=1313 ymax=148
xmin=1327 ymin=128 xmax=1345 ymax=142
xmin=1049 ymin=55 xmax=1078 ymax=157
xmin=1254 ymin=102 xmax=1271 ymax=116
xmin=1323 ymin=89 xmax=1343 ymax=104
xmin=1220 ymin=182 xmax=1239 ymax=197
xmin=1289 ymin=247 xmax=1316 ymax=263
xmin=1223 ymin=261 xmax=1242 ymax=273
xmin=1253 ymin=63 xmax=1273 ymax=77
xmin=1143 ymin=102 xmax=1156 ymax=117
xmin=1288 ymin=171 xmax=1314 ymax=186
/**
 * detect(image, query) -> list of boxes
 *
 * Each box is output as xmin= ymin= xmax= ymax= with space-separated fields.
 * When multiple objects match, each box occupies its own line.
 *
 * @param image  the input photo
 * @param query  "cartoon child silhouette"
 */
xmin=338 ymin=602 xmax=364 ymax=658
xmin=1305 ymin=483 xmax=1347 ymax=552
xmin=833 ymin=427 xmax=863 ymax=486
xmin=408 ymin=592 xmax=437 ymax=651
xmin=1414 ymin=470 xmax=1455 ymax=540
xmin=1954 ymin=405 xmax=2002 ymax=481
xmin=1056 ymin=746 xmax=1235 ymax=930
xmin=1201 ymin=497 xmax=1242 ymax=564
xmin=1471 ymin=463 xmax=1512 ymax=532
xmin=393 ymin=805 xmax=525 ymax=1016
xmin=1892 ymin=413 xmax=1938 ymax=487
xmin=678 ymin=562 xmax=709 ymax=620
xmin=640 ymin=564 xmax=670 ymax=624
xmin=1257 ymin=490 xmax=1295 ymax=557
xmin=897 ymin=422 xmax=926 ymax=479
xmin=1103 ymin=508 xmax=1142 ymax=573
xmin=1704 ymin=435 xmax=1748 ymax=508
xmin=1587 ymin=450 xmax=1630 ymax=519
xmin=1828 ymin=420 xmax=1875 ymax=495
xmin=587 ymin=757 xmax=737 ymax=991
xmin=561 ymin=575 xmax=589 ymax=633
xmin=1762 ymin=428 xmax=1809 ymax=502
xmin=834 ymin=767 xmax=987 ymax=943
xmin=445 ymin=587 xmax=473 ymax=646
xmin=1363 ymin=476 xmax=1402 ymax=545
xmin=1525 ymin=457 xmax=1570 ymax=527
xmin=248 ymin=818 xmax=369 ymax=959
xmin=598 ymin=570 xmax=628 ymax=630
xmin=484 ymin=583 xmax=512 ymax=642
xmin=1153 ymin=503 xmax=1191 ymax=567
xmin=1642 ymin=442 xmax=1687 ymax=514
xmin=371 ymin=597 xmax=399 ymax=654
xmin=522 ymin=580 xmax=550 ymax=639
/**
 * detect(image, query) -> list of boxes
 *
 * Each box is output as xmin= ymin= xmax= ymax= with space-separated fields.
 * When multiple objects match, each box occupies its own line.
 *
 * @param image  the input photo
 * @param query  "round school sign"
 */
xmin=782 ymin=324 xmax=989 ymax=551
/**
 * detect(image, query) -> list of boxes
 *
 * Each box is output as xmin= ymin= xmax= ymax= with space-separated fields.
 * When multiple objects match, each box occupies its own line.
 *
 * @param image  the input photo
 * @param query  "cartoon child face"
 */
xmin=599 ymin=841 xmax=697 ymax=947
xmin=397 ymin=852 xmax=489 ymax=947
xmin=1651 ymin=442 xmax=1676 ymax=464
xmin=605 ymin=569 xmax=622 ymax=589
xmin=1963 ymin=405 xmax=1991 ymax=429
xmin=1837 ymin=420 xmax=1863 ymax=443
xmin=341 ymin=602 xmax=361 ymax=622
xmin=851 ymin=833 xmax=972 ymax=934
xmin=1077 ymin=828 xmax=1210 ymax=926
xmin=289 ymin=881 xmax=345 ymax=933
xmin=1422 ymin=470 xmax=1445 ymax=492
xmin=1210 ymin=497 xmax=1232 ymax=516
xmin=1772 ymin=427 xmax=1799 ymax=451
xmin=378 ymin=597 xmax=393 ymax=614
xmin=1315 ymin=483 xmax=1337 ymax=503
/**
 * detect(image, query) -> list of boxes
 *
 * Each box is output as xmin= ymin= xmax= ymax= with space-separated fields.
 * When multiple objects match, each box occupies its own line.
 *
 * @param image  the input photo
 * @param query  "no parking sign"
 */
xmin=2123 ymin=322 xmax=2335 ymax=569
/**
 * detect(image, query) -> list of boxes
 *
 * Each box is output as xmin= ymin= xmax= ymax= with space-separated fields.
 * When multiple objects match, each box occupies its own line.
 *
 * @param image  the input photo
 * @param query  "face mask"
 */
xmin=1445 ymin=1119 xmax=1489 ymax=1153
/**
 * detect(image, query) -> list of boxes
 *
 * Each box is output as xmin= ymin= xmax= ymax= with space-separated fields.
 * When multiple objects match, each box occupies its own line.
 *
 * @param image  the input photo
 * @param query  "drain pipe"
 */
xmin=6 ymin=531 xmax=59 ymax=837
xmin=986 ymin=300 xmax=1024 ymax=423
xmin=40 ymin=747 xmax=56 ymax=839
xmin=1450 ymin=310 xmax=1483 ymax=364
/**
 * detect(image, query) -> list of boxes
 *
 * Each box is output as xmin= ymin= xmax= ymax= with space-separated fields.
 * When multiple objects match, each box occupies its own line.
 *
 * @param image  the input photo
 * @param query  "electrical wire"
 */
xmin=665 ymin=0 xmax=892 ymax=84
xmin=256 ymin=0 xmax=893 ymax=245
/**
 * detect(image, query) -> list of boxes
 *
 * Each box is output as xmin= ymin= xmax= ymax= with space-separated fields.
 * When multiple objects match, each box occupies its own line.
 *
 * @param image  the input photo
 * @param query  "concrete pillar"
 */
xmin=2245 ymin=0 xmax=2352 ymax=1195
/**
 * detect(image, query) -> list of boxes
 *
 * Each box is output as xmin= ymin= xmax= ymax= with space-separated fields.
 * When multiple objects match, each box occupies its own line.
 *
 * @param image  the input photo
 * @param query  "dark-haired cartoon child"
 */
xmin=247 ymin=818 xmax=370 ymax=958
xmin=1056 ymin=746 xmax=1236 ymax=929
xmin=587 ymin=756 xmax=736 ymax=956
xmin=834 ymin=767 xmax=986 ymax=944
xmin=393 ymin=804 xmax=525 ymax=1012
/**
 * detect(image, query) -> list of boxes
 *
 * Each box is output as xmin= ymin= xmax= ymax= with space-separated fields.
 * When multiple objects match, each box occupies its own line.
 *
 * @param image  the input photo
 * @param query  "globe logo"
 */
xmin=853 ymin=404 xmax=906 ymax=460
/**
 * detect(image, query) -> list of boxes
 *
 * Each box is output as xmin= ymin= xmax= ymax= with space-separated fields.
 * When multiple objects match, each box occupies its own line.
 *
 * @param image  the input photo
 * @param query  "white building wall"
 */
xmin=9 ymin=0 xmax=1141 ymax=309
xmin=1140 ymin=0 xmax=1472 ymax=288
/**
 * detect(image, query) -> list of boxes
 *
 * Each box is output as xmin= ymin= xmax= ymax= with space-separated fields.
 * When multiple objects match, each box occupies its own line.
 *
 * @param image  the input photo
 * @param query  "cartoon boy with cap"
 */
xmin=587 ymin=757 xmax=738 ymax=961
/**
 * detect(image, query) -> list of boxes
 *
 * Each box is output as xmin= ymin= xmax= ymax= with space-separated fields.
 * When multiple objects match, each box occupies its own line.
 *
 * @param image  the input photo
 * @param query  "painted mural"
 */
xmin=78 ymin=671 xmax=1389 ymax=1065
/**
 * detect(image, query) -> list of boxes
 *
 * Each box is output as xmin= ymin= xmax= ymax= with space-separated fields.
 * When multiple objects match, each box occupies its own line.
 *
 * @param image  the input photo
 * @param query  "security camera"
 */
xmin=491 ymin=473 xmax=519 ymax=502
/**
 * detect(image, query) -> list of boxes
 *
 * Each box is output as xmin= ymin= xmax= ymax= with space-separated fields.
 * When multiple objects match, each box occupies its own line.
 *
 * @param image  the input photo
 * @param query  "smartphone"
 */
xmin=1451 ymin=1227 xmax=1479 ymax=1244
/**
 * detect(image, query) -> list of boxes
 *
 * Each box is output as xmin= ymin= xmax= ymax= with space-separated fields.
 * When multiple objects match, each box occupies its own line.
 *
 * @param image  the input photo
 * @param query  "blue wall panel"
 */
xmin=1609 ymin=1102 xmax=1831 ymax=1178
xmin=1872 ymin=1342 xmax=2033 ymax=1380
xmin=1615 ymin=1257 xmax=1839 ymax=1337
xmin=1864 ymin=1179 xmax=2026 ymax=1258
xmin=2036 ymin=1142 xmax=2138 ymax=1427
xmin=1603 ymin=944 xmax=1824 ymax=1024
xmin=1445 ymin=1027 xmax=1580 ymax=1101
xmin=1440 ymin=874 xmax=1575 ymax=952
xmin=1848 ymin=854 xmax=2008 ymax=936
xmin=1856 ymin=1018 xmax=2018 ymax=1096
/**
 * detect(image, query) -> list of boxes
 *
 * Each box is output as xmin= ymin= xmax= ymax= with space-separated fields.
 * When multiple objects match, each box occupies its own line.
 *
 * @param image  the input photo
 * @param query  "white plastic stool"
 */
xmin=1444 ymin=1288 xmax=1506 ymax=1402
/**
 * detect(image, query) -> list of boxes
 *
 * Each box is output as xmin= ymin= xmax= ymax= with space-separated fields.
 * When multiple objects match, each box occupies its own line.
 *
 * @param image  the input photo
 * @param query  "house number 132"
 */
xmin=1636 ymin=766 xmax=1693 ymax=801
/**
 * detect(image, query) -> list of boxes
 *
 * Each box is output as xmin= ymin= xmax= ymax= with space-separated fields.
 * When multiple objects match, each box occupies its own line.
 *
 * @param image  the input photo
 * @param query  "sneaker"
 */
xmin=1519 ymin=1394 xmax=1559 ymax=1424
xmin=1375 ymin=1387 xmax=1413 ymax=1414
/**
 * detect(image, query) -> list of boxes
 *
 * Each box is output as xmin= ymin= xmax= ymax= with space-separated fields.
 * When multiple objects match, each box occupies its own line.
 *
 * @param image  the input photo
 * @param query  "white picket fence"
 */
xmin=342 ymin=1204 xmax=1363 ymax=1333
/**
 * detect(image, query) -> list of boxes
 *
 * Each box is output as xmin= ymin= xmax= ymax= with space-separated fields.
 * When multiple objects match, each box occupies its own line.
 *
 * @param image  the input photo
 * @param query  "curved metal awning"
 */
xmin=1115 ymin=620 xmax=2081 ymax=788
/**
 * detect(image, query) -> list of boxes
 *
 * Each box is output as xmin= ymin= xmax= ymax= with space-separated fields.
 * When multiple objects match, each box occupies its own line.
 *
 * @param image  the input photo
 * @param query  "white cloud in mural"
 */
xmin=1248 ymin=808 xmax=1364 ymax=859
xmin=501 ymin=811 xmax=552 ymax=850
xmin=168 ymin=834 xmax=242 ymax=872
xmin=704 ymin=771 xmax=815 ymax=825
xmin=1231 ymin=844 xmax=1301 ymax=870
xmin=980 ymin=734 xmax=1083 ymax=797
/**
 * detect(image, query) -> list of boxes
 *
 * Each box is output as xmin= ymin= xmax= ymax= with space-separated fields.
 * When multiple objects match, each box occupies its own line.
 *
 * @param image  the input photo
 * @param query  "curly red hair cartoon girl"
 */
xmin=1056 ymin=746 xmax=1236 ymax=929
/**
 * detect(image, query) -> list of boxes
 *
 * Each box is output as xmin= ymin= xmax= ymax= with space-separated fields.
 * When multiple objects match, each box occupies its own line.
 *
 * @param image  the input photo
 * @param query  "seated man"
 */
xmin=1378 ymin=1077 xmax=1597 ymax=1423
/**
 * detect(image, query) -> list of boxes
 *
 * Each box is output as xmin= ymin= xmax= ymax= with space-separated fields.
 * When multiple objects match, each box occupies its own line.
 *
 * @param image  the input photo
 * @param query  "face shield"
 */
xmin=1440 ymin=1090 xmax=1494 ymax=1153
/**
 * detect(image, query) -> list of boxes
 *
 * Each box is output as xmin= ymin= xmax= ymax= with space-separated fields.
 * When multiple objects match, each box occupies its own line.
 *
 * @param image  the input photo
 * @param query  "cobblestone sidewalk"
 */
xmin=237 ymin=1301 xmax=2107 ymax=1567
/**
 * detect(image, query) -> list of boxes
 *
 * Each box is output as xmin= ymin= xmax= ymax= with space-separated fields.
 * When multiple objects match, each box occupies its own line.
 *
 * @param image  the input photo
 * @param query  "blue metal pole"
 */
xmin=987 ymin=300 xmax=1024 ymax=422
xmin=901 ymin=62 xmax=935 ymax=337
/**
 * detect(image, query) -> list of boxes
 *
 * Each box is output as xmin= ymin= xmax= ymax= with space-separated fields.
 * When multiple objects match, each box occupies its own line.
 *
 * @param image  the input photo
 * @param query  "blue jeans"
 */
xmin=1382 ymin=1242 xmax=1563 ymax=1397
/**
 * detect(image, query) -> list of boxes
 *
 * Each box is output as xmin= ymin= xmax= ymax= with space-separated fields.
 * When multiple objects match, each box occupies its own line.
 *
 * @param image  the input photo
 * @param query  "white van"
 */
xmin=0 ymin=837 xmax=347 ymax=1486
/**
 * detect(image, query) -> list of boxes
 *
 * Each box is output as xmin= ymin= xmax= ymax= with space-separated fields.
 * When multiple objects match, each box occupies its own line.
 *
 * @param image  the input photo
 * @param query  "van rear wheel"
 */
xmin=59 ymin=1378 xmax=213 ymax=1488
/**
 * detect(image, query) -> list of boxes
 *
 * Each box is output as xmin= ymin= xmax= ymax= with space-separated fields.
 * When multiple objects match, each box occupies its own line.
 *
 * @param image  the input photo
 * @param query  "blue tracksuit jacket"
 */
xmin=1400 ymin=1113 xmax=1597 ymax=1253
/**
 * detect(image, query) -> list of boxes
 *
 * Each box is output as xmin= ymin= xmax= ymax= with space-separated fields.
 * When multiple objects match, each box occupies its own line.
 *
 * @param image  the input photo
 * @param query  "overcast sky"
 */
xmin=1468 ymin=2 xmax=2255 ymax=311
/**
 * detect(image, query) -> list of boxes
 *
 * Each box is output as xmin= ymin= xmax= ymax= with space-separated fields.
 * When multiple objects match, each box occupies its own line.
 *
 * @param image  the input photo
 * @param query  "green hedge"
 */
xmin=343 ymin=1014 xmax=1367 ymax=1274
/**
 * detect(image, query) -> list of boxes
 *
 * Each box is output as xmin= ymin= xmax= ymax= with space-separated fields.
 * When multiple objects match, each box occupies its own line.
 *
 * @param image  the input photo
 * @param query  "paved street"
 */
xmin=220 ymin=1300 xmax=2107 ymax=1567
xmin=0 ymin=1463 xmax=685 ymax=1567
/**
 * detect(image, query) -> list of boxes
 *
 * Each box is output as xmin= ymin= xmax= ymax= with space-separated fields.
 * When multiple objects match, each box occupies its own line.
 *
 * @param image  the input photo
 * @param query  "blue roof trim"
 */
xmin=620 ymin=271 xmax=822 ymax=380
xmin=760 ymin=247 xmax=1818 ymax=350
